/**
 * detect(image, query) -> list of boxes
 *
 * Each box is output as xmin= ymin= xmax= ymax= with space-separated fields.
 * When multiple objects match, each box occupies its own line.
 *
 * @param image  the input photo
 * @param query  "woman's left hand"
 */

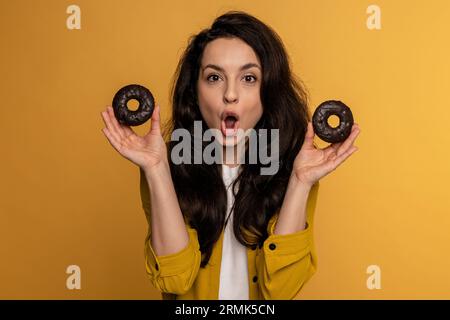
xmin=292 ymin=121 xmax=361 ymax=187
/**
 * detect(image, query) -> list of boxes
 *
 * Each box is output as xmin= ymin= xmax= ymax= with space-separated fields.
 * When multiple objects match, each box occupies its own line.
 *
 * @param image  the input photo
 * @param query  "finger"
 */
xmin=101 ymin=110 xmax=122 ymax=143
xmin=100 ymin=110 xmax=115 ymax=135
xmin=122 ymin=124 xmax=135 ymax=138
xmin=302 ymin=121 xmax=315 ymax=150
xmin=323 ymin=141 xmax=343 ymax=158
xmin=102 ymin=127 xmax=123 ymax=153
xmin=330 ymin=141 xmax=343 ymax=152
xmin=107 ymin=106 xmax=136 ymax=138
xmin=150 ymin=105 xmax=161 ymax=135
xmin=106 ymin=106 xmax=127 ymax=140
xmin=330 ymin=145 xmax=358 ymax=170
xmin=336 ymin=124 xmax=360 ymax=157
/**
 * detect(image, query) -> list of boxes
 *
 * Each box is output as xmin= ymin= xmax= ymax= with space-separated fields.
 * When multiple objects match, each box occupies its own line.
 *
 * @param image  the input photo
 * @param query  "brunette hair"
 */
xmin=163 ymin=11 xmax=311 ymax=267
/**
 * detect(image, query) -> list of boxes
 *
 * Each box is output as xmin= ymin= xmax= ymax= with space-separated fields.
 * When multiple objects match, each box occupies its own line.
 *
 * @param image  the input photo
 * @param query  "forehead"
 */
xmin=201 ymin=37 xmax=260 ymax=68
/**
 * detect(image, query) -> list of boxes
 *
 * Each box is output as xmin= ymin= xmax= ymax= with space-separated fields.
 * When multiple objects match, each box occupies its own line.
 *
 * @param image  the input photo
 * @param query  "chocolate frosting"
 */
xmin=112 ymin=84 xmax=154 ymax=126
xmin=312 ymin=100 xmax=354 ymax=143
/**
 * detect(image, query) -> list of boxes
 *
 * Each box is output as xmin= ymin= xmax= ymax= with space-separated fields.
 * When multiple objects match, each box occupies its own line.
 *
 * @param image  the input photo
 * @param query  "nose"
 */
xmin=223 ymin=82 xmax=239 ymax=104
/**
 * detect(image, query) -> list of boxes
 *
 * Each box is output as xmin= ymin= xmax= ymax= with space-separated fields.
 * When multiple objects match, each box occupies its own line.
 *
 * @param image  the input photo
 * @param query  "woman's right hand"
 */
xmin=100 ymin=105 xmax=168 ymax=172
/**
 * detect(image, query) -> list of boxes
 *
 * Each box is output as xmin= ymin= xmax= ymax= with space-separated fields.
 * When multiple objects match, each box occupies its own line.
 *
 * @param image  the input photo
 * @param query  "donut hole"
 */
xmin=126 ymin=99 xmax=140 ymax=111
xmin=327 ymin=115 xmax=340 ymax=128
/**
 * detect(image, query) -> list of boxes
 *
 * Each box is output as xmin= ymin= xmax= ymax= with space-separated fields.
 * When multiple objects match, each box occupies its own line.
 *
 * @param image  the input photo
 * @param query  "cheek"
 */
xmin=200 ymin=86 xmax=223 ymax=106
xmin=251 ymin=110 xmax=263 ymax=129
xmin=243 ymin=102 xmax=263 ymax=129
xmin=198 ymin=91 xmax=221 ymax=128
xmin=198 ymin=82 xmax=217 ymax=106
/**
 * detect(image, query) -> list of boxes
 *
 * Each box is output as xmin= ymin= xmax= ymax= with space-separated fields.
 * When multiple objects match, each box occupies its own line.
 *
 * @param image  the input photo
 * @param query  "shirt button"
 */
xmin=155 ymin=263 xmax=159 ymax=271
xmin=252 ymin=276 xmax=258 ymax=283
xmin=269 ymin=243 xmax=276 ymax=250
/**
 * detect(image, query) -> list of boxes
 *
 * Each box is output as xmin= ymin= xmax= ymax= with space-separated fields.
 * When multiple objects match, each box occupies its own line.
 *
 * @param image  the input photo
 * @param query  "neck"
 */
xmin=222 ymin=136 xmax=249 ymax=168
xmin=222 ymin=145 xmax=242 ymax=168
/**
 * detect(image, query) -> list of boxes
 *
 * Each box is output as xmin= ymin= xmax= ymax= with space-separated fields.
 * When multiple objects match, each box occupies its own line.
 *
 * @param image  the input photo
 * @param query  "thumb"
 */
xmin=149 ymin=105 xmax=161 ymax=135
xmin=302 ymin=121 xmax=315 ymax=149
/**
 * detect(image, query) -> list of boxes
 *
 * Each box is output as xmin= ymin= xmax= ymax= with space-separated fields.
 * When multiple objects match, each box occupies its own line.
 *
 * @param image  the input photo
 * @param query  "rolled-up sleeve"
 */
xmin=256 ymin=182 xmax=319 ymax=300
xmin=140 ymin=168 xmax=201 ymax=295
xmin=144 ymin=226 xmax=201 ymax=295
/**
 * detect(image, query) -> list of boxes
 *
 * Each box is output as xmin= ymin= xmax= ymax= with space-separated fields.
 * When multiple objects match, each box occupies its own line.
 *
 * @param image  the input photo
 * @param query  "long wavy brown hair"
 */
xmin=161 ymin=11 xmax=311 ymax=268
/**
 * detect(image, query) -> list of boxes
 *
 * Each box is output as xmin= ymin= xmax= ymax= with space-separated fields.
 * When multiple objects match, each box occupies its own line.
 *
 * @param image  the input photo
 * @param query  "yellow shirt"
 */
xmin=139 ymin=168 xmax=319 ymax=300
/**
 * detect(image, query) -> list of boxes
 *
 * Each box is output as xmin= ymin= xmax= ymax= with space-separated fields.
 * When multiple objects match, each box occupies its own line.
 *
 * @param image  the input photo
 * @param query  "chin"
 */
xmin=213 ymin=129 xmax=247 ymax=147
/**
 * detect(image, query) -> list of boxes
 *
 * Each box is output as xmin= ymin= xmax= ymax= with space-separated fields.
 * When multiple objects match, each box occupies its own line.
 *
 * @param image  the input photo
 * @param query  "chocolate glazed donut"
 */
xmin=312 ymin=100 xmax=354 ymax=143
xmin=112 ymin=84 xmax=155 ymax=126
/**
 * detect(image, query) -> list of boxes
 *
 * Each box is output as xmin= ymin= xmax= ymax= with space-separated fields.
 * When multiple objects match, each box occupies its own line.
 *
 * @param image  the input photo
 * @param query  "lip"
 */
xmin=221 ymin=110 xmax=240 ymax=121
xmin=221 ymin=111 xmax=240 ymax=137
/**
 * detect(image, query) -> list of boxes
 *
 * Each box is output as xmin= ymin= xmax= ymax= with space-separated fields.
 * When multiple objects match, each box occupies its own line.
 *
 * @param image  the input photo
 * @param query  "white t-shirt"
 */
xmin=218 ymin=164 xmax=249 ymax=300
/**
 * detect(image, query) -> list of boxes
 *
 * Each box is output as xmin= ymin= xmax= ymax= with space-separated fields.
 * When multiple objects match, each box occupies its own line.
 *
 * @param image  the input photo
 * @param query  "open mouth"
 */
xmin=221 ymin=114 xmax=240 ymax=137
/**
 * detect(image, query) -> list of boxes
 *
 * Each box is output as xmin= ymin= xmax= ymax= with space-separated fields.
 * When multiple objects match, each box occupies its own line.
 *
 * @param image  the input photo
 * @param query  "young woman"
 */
xmin=101 ymin=11 xmax=360 ymax=300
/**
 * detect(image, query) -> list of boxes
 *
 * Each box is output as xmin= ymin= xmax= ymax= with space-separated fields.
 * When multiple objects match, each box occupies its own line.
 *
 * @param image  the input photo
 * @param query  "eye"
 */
xmin=243 ymin=75 xmax=257 ymax=83
xmin=207 ymin=74 xmax=221 ymax=82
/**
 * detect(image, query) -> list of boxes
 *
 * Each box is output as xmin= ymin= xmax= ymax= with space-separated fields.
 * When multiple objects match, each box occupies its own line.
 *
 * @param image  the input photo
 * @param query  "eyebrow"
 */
xmin=202 ymin=63 xmax=261 ymax=73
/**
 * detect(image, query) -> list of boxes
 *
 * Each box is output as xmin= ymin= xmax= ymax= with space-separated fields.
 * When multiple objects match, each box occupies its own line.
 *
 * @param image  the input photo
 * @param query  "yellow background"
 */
xmin=1 ymin=0 xmax=449 ymax=299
